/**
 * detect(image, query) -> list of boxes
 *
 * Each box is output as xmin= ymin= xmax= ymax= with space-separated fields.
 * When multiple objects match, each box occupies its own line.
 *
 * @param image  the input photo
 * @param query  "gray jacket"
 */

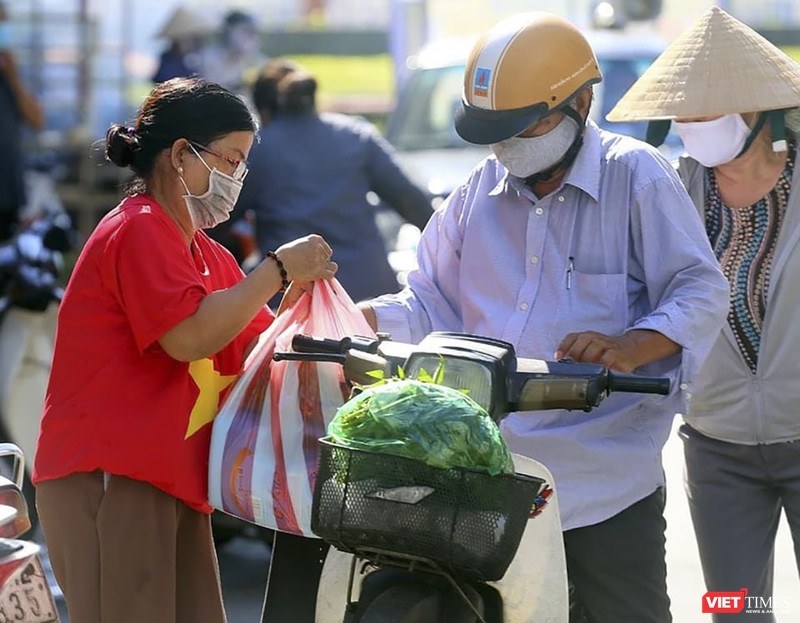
xmin=679 ymin=148 xmax=800 ymax=444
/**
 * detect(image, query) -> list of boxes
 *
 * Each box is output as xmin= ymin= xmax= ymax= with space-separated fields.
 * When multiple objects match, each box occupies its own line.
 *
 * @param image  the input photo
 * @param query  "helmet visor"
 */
xmin=455 ymin=99 xmax=551 ymax=145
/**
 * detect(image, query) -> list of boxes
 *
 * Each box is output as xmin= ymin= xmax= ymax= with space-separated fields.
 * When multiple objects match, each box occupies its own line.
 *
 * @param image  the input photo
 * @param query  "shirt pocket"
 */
xmin=558 ymin=271 xmax=629 ymax=338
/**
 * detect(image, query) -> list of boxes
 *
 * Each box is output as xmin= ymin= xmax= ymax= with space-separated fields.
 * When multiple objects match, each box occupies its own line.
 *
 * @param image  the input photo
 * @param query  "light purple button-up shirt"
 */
xmin=370 ymin=121 xmax=729 ymax=530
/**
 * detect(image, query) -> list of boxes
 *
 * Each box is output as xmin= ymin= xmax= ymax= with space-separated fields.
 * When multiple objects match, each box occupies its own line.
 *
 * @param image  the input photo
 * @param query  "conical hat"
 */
xmin=156 ymin=6 xmax=216 ymax=40
xmin=607 ymin=6 xmax=800 ymax=121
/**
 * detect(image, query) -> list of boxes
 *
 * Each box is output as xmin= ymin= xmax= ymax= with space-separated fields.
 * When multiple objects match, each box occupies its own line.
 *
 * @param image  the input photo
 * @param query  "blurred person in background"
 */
xmin=33 ymin=77 xmax=336 ymax=623
xmin=203 ymin=9 xmax=266 ymax=98
xmin=251 ymin=58 xmax=300 ymax=126
xmin=207 ymin=58 xmax=300 ymax=266
xmin=238 ymin=63 xmax=433 ymax=305
xmin=0 ymin=0 xmax=44 ymax=242
xmin=152 ymin=5 xmax=216 ymax=84
xmin=609 ymin=8 xmax=800 ymax=620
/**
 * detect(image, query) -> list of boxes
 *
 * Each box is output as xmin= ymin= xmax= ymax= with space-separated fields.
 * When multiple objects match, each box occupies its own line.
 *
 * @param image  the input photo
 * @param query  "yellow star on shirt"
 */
xmin=185 ymin=359 xmax=237 ymax=439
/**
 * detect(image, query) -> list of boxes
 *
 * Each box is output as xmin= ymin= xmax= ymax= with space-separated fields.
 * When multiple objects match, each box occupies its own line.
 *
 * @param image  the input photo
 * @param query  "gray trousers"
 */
xmin=680 ymin=424 xmax=800 ymax=622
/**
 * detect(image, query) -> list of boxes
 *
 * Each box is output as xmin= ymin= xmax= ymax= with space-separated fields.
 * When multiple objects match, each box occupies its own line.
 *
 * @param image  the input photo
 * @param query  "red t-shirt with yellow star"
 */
xmin=33 ymin=194 xmax=273 ymax=513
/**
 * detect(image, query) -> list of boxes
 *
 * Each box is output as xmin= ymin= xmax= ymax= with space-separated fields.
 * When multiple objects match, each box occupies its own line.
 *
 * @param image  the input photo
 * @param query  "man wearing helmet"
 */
xmin=359 ymin=11 xmax=730 ymax=622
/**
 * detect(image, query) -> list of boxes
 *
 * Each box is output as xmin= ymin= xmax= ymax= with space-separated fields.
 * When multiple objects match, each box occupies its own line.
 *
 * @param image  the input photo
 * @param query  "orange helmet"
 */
xmin=455 ymin=12 xmax=602 ymax=145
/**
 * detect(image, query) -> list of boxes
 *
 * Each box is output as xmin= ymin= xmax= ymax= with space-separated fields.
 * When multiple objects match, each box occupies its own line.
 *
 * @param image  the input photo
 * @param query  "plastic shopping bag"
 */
xmin=208 ymin=278 xmax=376 ymax=536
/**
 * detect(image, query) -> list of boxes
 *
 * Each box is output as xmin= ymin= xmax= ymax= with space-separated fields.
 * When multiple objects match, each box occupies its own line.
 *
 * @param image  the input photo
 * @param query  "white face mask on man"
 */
xmin=490 ymin=115 xmax=580 ymax=178
xmin=179 ymin=144 xmax=244 ymax=230
xmin=674 ymin=114 xmax=751 ymax=168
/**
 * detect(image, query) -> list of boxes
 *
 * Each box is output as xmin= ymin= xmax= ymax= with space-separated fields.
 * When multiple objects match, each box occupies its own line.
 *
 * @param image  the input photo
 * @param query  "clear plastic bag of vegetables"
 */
xmin=326 ymin=378 xmax=514 ymax=476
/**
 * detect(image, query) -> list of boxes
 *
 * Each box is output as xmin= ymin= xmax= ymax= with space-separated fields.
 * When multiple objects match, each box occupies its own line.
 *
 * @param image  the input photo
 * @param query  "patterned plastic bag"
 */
xmin=208 ymin=279 xmax=375 ymax=536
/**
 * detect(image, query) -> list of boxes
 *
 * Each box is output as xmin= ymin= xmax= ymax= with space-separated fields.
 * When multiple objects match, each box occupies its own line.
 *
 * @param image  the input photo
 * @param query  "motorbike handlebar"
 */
xmin=273 ymin=352 xmax=346 ymax=364
xmin=291 ymin=334 xmax=380 ymax=355
xmin=280 ymin=334 xmax=672 ymax=415
xmin=607 ymin=371 xmax=671 ymax=396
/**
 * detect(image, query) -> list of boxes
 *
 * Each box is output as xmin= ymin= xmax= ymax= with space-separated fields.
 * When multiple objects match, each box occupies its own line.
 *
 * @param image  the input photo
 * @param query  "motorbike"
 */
xmin=0 ymin=443 xmax=59 ymax=622
xmin=273 ymin=331 xmax=671 ymax=623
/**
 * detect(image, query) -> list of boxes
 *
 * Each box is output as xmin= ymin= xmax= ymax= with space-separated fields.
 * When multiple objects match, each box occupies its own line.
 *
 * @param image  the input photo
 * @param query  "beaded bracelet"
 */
xmin=265 ymin=250 xmax=291 ymax=291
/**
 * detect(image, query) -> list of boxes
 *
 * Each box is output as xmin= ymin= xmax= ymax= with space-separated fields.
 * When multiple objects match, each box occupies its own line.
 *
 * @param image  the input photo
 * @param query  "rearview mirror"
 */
xmin=0 ymin=444 xmax=31 ymax=538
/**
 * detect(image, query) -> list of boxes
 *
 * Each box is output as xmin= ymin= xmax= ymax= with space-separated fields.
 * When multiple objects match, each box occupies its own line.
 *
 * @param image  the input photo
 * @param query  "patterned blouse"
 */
xmin=704 ymin=138 xmax=796 ymax=373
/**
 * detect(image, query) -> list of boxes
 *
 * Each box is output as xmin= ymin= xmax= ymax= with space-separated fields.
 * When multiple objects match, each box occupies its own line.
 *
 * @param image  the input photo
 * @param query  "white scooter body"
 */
xmin=315 ymin=454 xmax=568 ymax=623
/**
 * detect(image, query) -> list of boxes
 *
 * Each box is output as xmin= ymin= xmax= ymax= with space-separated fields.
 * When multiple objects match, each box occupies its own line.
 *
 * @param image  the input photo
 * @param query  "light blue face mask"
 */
xmin=0 ymin=23 xmax=12 ymax=51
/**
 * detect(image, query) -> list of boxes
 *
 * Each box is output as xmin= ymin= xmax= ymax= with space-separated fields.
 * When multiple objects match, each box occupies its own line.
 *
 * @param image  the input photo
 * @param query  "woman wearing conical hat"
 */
xmin=610 ymin=7 xmax=800 ymax=618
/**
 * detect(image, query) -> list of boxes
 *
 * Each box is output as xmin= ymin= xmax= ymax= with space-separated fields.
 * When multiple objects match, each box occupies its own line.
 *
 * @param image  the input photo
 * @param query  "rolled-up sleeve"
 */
xmin=371 ymin=184 xmax=468 ymax=343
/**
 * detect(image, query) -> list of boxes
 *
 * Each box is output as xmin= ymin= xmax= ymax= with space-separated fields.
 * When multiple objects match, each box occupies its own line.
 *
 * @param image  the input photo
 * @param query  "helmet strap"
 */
xmin=646 ymin=120 xmax=671 ymax=148
xmin=524 ymin=103 xmax=587 ymax=186
xmin=769 ymin=109 xmax=788 ymax=152
xmin=737 ymin=109 xmax=787 ymax=156
xmin=737 ymin=111 xmax=768 ymax=157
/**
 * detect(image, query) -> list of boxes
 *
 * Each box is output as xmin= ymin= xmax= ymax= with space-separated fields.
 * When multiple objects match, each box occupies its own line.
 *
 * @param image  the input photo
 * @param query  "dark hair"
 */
xmin=280 ymin=71 xmax=317 ymax=115
xmin=222 ymin=9 xmax=257 ymax=44
xmin=252 ymin=59 xmax=300 ymax=118
xmin=105 ymin=78 xmax=257 ymax=194
xmin=224 ymin=9 xmax=257 ymax=30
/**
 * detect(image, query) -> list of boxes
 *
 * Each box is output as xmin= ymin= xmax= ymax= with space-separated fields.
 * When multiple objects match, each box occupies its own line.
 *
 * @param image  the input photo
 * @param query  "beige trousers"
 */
xmin=36 ymin=472 xmax=227 ymax=623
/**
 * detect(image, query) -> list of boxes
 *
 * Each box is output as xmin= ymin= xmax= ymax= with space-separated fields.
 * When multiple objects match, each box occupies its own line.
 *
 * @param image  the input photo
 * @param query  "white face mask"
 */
xmin=179 ymin=145 xmax=244 ymax=230
xmin=674 ymin=114 xmax=751 ymax=167
xmin=490 ymin=115 xmax=579 ymax=178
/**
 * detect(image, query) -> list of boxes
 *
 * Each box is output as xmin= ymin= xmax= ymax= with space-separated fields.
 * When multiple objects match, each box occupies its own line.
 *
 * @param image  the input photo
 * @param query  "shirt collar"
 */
xmin=562 ymin=119 xmax=601 ymax=202
xmin=488 ymin=119 xmax=603 ymax=202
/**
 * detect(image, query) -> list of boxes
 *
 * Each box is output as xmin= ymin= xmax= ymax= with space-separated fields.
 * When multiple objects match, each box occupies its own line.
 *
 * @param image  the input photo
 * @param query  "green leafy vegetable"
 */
xmin=327 ymin=379 xmax=514 ymax=475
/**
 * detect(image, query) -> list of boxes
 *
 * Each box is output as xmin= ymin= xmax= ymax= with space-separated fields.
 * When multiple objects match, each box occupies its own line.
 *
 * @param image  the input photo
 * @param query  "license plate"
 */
xmin=0 ymin=555 xmax=59 ymax=623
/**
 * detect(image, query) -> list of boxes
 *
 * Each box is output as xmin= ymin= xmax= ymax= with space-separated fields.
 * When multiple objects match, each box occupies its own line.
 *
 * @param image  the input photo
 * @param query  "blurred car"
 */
xmin=384 ymin=28 xmax=682 ymax=208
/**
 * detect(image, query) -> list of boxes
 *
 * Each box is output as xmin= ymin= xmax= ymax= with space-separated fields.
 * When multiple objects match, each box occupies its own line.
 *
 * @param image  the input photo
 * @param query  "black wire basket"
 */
xmin=311 ymin=439 xmax=546 ymax=582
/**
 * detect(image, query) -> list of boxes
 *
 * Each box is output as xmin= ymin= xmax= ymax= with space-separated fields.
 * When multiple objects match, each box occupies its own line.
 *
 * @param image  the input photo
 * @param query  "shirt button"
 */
xmin=530 ymin=256 xmax=539 ymax=264
xmin=520 ymin=302 xmax=529 ymax=311
xmin=558 ymin=196 xmax=565 ymax=202
xmin=680 ymin=383 xmax=689 ymax=391
xmin=535 ymin=207 xmax=544 ymax=215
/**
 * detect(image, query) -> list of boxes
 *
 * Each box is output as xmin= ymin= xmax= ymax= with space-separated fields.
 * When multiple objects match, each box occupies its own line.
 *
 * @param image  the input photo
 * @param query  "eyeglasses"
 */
xmin=189 ymin=141 xmax=248 ymax=181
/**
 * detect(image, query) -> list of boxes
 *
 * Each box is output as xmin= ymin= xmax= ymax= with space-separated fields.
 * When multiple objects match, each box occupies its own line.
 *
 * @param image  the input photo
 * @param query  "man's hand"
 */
xmin=357 ymin=302 xmax=378 ymax=332
xmin=555 ymin=329 xmax=680 ymax=373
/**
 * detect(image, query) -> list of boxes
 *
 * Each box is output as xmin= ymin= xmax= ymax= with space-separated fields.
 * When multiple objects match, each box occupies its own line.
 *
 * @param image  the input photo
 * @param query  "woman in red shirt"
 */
xmin=33 ymin=77 xmax=336 ymax=623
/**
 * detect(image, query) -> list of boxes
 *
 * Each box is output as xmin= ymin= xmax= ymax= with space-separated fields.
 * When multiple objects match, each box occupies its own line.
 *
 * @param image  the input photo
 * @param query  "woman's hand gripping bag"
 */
xmin=208 ymin=279 xmax=376 ymax=536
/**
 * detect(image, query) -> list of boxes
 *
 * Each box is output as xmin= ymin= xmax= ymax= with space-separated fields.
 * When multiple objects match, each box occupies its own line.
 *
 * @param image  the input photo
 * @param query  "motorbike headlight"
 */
xmin=404 ymin=354 xmax=494 ymax=414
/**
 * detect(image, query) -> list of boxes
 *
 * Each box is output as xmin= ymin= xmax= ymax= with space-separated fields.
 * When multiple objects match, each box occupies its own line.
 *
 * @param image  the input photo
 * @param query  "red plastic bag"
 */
xmin=208 ymin=279 xmax=376 ymax=536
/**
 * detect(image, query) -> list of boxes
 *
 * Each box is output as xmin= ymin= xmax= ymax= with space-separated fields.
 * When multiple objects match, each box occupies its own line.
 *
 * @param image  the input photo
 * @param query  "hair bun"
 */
xmin=105 ymin=124 xmax=139 ymax=168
